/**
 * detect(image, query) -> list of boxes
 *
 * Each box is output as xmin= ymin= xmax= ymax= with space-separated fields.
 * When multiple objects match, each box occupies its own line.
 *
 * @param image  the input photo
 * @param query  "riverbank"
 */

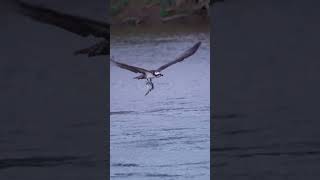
xmin=111 ymin=0 xmax=210 ymax=29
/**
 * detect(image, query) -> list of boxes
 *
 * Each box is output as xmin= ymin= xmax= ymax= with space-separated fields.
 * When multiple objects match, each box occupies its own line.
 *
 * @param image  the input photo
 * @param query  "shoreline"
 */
xmin=111 ymin=22 xmax=210 ymax=36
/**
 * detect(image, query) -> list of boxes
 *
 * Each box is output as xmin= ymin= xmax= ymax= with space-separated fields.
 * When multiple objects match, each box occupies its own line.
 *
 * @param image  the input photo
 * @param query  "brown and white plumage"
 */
xmin=111 ymin=41 xmax=201 ymax=96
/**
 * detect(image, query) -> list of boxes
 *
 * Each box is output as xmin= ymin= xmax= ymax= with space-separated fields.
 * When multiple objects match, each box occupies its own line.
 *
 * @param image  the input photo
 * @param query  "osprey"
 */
xmin=15 ymin=0 xmax=109 ymax=57
xmin=111 ymin=42 xmax=201 ymax=96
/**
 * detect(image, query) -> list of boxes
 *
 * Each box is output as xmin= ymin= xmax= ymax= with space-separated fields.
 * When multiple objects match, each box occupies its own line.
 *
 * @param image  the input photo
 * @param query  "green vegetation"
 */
xmin=160 ymin=0 xmax=175 ymax=17
xmin=160 ymin=9 xmax=169 ymax=17
xmin=146 ymin=0 xmax=177 ymax=17
xmin=111 ymin=0 xmax=129 ymax=16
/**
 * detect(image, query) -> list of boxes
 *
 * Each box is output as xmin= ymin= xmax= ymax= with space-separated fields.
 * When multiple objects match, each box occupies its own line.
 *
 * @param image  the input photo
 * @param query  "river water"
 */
xmin=110 ymin=28 xmax=210 ymax=179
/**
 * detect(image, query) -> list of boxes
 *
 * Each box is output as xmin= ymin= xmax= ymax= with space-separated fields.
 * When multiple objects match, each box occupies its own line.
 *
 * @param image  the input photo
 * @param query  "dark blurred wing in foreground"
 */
xmin=210 ymin=0 xmax=224 ymax=5
xmin=111 ymin=59 xmax=149 ymax=74
xmin=157 ymin=42 xmax=201 ymax=72
xmin=17 ymin=0 xmax=109 ymax=39
xmin=74 ymin=40 xmax=109 ymax=57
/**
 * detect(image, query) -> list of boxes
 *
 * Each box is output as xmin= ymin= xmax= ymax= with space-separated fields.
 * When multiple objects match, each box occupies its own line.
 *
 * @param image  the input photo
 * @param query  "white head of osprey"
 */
xmin=153 ymin=71 xmax=163 ymax=78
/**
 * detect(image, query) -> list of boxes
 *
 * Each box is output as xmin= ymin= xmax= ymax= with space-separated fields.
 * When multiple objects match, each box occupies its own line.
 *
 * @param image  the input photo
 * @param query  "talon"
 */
xmin=144 ymin=80 xmax=154 ymax=96
xmin=145 ymin=90 xmax=151 ymax=96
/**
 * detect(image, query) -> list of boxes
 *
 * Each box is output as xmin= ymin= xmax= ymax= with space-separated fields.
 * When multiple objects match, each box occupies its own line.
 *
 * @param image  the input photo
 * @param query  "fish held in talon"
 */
xmin=111 ymin=42 xmax=201 ymax=96
xmin=145 ymin=81 xmax=154 ymax=96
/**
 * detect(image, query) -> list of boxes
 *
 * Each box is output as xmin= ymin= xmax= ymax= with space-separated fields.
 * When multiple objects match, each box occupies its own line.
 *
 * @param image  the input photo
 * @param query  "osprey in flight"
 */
xmin=111 ymin=42 xmax=201 ymax=96
xmin=15 ymin=0 xmax=109 ymax=57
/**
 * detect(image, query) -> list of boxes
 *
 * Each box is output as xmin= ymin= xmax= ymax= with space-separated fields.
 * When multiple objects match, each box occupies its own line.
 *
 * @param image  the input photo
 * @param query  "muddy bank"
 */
xmin=110 ymin=23 xmax=209 ymax=37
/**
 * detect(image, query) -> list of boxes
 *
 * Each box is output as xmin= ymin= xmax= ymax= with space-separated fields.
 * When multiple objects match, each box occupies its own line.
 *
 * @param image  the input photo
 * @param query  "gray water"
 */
xmin=110 ymin=30 xmax=210 ymax=179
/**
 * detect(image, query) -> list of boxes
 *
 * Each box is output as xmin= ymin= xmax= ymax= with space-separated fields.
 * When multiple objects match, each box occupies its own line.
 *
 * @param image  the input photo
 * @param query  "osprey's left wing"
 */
xmin=17 ymin=0 xmax=109 ymax=39
xmin=157 ymin=42 xmax=201 ymax=72
xmin=111 ymin=59 xmax=150 ymax=74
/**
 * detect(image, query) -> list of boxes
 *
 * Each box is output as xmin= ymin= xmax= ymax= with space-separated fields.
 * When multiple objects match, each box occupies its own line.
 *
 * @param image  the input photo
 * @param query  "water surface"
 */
xmin=110 ymin=29 xmax=210 ymax=179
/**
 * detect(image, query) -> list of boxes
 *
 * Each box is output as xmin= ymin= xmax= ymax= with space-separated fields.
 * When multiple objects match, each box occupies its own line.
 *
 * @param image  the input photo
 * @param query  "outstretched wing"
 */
xmin=157 ymin=42 xmax=201 ymax=72
xmin=210 ymin=0 xmax=224 ymax=5
xmin=111 ymin=59 xmax=149 ymax=74
xmin=74 ymin=40 xmax=109 ymax=57
xmin=17 ymin=0 xmax=109 ymax=39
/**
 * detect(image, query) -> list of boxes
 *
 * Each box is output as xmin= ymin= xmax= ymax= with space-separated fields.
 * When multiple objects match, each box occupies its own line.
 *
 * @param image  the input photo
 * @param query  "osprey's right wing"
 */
xmin=157 ymin=42 xmax=201 ymax=72
xmin=17 ymin=0 xmax=109 ymax=39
